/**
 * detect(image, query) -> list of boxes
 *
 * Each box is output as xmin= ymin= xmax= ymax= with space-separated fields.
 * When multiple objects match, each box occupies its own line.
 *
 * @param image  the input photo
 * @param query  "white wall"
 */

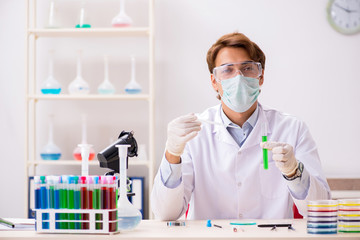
xmin=1 ymin=0 xmax=359 ymax=218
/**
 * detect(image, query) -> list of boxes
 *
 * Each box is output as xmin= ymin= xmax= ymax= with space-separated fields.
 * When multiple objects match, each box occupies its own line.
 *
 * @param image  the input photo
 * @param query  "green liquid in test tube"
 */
xmin=262 ymin=123 xmax=268 ymax=170
xmin=68 ymin=176 xmax=75 ymax=229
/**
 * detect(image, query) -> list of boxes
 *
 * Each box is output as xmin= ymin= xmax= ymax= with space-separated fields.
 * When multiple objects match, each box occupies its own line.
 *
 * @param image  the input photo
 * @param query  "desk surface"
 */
xmin=0 ymin=219 xmax=359 ymax=240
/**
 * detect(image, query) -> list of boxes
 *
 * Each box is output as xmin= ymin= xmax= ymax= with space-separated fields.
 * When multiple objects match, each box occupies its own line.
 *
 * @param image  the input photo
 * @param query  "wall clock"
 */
xmin=327 ymin=0 xmax=360 ymax=34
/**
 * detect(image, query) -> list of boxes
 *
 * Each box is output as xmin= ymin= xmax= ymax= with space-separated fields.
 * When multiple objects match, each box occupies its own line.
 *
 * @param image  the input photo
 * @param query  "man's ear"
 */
xmin=211 ymin=74 xmax=218 ymax=91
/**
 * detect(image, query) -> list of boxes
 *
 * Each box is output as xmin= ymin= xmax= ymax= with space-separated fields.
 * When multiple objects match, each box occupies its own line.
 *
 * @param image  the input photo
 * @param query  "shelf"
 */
xmin=27 ymin=94 xmax=150 ymax=101
xmin=29 ymin=160 xmax=150 ymax=167
xmin=28 ymin=28 xmax=150 ymax=38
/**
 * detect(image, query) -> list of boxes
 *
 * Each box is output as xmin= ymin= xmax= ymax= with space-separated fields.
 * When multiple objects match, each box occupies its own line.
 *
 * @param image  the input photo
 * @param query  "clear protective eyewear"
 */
xmin=213 ymin=61 xmax=262 ymax=81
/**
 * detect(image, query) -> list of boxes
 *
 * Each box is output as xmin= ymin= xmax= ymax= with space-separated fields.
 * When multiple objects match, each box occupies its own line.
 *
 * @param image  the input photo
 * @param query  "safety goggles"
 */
xmin=212 ymin=61 xmax=262 ymax=81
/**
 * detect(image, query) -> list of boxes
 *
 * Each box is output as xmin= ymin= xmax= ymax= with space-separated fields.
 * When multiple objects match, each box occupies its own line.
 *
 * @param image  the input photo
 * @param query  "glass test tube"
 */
xmin=40 ymin=176 xmax=49 ymax=229
xmin=80 ymin=176 xmax=89 ymax=229
xmin=53 ymin=176 xmax=61 ymax=229
xmin=60 ymin=175 xmax=69 ymax=229
xmin=93 ymin=176 xmax=102 ymax=229
xmin=261 ymin=123 xmax=268 ymax=170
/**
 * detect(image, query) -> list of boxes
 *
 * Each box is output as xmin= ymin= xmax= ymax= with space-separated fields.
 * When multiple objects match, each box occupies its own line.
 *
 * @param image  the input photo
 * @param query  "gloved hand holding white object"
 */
xmin=260 ymin=141 xmax=299 ymax=176
xmin=165 ymin=113 xmax=202 ymax=156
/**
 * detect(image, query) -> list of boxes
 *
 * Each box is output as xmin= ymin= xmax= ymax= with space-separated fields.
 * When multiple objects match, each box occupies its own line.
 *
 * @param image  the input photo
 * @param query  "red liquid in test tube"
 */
xmin=80 ymin=176 xmax=89 ymax=229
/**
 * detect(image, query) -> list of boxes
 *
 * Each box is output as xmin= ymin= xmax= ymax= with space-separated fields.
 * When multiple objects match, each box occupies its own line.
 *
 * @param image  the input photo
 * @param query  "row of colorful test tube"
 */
xmin=34 ymin=175 xmax=118 ymax=231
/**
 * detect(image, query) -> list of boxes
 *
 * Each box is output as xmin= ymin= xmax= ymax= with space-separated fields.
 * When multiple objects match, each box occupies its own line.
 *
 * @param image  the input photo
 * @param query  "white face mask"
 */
xmin=220 ymin=75 xmax=260 ymax=113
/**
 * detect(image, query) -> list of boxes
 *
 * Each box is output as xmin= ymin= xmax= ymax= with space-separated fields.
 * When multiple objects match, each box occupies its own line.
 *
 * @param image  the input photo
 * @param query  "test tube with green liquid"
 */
xmin=262 ymin=123 xmax=268 ymax=170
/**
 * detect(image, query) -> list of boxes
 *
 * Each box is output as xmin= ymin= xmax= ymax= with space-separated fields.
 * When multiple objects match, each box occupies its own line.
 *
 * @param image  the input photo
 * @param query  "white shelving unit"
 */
xmin=24 ymin=0 xmax=155 ymax=219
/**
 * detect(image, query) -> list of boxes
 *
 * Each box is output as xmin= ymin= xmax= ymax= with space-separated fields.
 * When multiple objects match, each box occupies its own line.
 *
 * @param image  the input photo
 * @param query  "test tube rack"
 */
xmin=35 ymin=209 xmax=119 ymax=234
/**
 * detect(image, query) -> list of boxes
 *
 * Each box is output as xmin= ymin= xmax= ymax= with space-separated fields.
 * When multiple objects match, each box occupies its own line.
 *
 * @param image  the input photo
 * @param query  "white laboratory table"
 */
xmin=0 ymin=219 xmax=359 ymax=240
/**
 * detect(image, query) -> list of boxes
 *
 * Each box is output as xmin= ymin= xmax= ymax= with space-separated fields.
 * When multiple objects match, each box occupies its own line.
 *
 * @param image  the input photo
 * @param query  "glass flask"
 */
xmin=41 ymin=50 xmax=61 ymax=94
xmin=46 ymin=0 xmax=59 ymax=28
xmin=112 ymin=0 xmax=133 ymax=27
xmin=98 ymin=55 xmax=116 ymax=94
xmin=116 ymin=145 xmax=142 ymax=230
xmin=124 ymin=55 xmax=142 ymax=94
xmin=73 ymin=115 xmax=95 ymax=161
xmin=75 ymin=1 xmax=91 ymax=28
xmin=68 ymin=50 xmax=90 ymax=94
xmin=40 ymin=114 xmax=62 ymax=160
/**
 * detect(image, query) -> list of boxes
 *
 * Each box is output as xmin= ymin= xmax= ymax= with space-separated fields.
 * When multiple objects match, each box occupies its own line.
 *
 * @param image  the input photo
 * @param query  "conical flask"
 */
xmin=75 ymin=1 xmax=91 ymax=28
xmin=116 ymin=145 xmax=142 ymax=230
xmin=68 ymin=50 xmax=90 ymax=94
xmin=98 ymin=55 xmax=116 ymax=94
xmin=112 ymin=0 xmax=133 ymax=27
xmin=73 ymin=115 xmax=95 ymax=161
xmin=40 ymin=114 xmax=62 ymax=160
xmin=124 ymin=55 xmax=142 ymax=94
xmin=41 ymin=50 xmax=61 ymax=94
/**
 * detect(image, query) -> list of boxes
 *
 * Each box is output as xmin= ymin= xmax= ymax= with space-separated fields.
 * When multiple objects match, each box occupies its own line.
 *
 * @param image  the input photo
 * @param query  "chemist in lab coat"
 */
xmin=151 ymin=32 xmax=331 ymax=220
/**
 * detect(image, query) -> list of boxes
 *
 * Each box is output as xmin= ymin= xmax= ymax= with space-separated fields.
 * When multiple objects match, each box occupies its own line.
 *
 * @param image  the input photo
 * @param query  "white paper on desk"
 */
xmin=0 ymin=218 xmax=35 ymax=231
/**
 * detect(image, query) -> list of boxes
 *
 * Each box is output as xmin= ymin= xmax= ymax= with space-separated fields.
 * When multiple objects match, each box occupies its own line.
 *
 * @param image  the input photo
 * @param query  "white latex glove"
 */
xmin=260 ymin=141 xmax=299 ymax=176
xmin=165 ymin=113 xmax=202 ymax=156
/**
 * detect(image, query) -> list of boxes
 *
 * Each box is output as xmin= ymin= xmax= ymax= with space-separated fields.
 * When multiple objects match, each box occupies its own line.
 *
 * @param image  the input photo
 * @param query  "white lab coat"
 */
xmin=151 ymin=103 xmax=331 ymax=220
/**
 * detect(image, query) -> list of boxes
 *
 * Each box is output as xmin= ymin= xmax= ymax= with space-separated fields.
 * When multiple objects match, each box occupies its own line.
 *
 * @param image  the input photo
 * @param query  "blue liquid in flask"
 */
xmin=118 ymin=216 xmax=142 ymax=230
xmin=125 ymin=88 xmax=141 ymax=94
xmin=98 ymin=89 xmax=115 ymax=94
xmin=41 ymin=88 xmax=61 ymax=94
xmin=40 ymin=153 xmax=61 ymax=160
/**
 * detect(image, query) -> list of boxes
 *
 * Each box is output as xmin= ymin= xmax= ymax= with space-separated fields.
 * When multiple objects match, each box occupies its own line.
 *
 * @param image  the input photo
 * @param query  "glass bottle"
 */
xmin=98 ymin=55 xmax=116 ymax=94
xmin=41 ymin=50 xmax=61 ymax=94
xmin=112 ymin=0 xmax=133 ymax=27
xmin=68 ymin=50 xmax=90 ymax=95
xmin=124 ymin=55 xmax=142 ymax=94
xmin=75 ymin=1 xmax=91 ymax=28
xmin=116 ymin=145 xmax=142 ymax=230
xmin=46 ymin=0 xmax=60 ymax=28
xmin=40 ymin=114 xmax=62 ymax=160
xmin=73 ymin=115 xmax=95 ymax=161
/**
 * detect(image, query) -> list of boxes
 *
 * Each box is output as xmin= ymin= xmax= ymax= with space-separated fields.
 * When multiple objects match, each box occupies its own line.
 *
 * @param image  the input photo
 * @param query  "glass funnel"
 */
xmin=112 ymin=0 xmax=133 ymax=27
xmin=98 ymin=55 xmax=116 ymax=94
xmin=73 ymin=115 xmax=95 ymax=161
xmin=116 ymin=145 xmax=142 ymax=230
xmin=40 ymin=114 xmax=62 ymax=160
xmin=68 ymin=50 xmax=90 ymax=94
xmin=41 ymin=50 xmax=61 ymax=94
xmin=124 ymin=55 xmax=142 ymax=94
xmin=75 ymin=1 xmax=91 ymax=28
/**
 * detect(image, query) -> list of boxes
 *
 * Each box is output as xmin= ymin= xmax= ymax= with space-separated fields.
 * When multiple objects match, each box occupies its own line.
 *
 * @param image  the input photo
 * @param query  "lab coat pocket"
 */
xmin=259 ymin=161 xmax=284 ymax=199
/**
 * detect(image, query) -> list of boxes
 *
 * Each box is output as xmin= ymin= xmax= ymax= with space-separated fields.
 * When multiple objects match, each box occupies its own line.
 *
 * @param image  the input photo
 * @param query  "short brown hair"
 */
xmin=206 ymin=32 xmax=266 ymax=73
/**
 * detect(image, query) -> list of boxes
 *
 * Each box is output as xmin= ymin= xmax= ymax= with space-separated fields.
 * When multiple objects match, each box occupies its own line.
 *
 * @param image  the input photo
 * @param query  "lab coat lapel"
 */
xmin=240 ymin=104 xmax=271 ymax=151
xmin=213 ymin=105 xmax=239 ymax=148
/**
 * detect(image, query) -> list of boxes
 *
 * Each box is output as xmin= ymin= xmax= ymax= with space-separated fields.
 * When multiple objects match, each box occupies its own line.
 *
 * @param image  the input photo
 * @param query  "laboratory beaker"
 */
xmin=40 ymin=114 xmax=62 ymax=160
xmin=41 ymin=50 xmax=61 ymax=94
xmin=76 ymin=1 xmax=91 ymax=28
xmin=116 ymin=145 xmax=142 ymax=230
xmin=68 ymin=50 xmax=90 ymax=95
xmin=98 ymin=55 xmax=116 ymax=94
xmin=112 ymin=0 xmax=133 ymax=27
xmin=124 ymin=55 xmax=142 ymax=94
xmin=73 ymin=115 xmax=95 ymax=161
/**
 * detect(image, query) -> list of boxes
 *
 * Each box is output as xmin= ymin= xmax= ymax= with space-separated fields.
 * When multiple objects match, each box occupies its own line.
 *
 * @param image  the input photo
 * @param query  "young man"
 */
xmin=151 ymin=32 xmax=330 ymax=220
